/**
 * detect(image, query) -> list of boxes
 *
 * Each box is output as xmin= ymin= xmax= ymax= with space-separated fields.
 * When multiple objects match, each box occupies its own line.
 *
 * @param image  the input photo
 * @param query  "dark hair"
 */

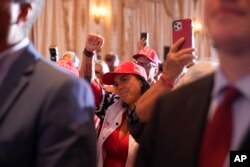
xmin=104 ymin=53 xmax=120 ymax=65
xmin=135 ymin=75 xmax=150 ymax=94
xmin=158 ymin=63 xmax=163 ymax=73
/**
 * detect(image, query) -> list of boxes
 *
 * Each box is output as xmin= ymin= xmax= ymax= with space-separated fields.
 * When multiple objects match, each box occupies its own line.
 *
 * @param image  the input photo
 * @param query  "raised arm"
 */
xmin=135 ymin=37 xmax=196 ymax=122
xmin=79 ymin=34 xmax=104 ymax=82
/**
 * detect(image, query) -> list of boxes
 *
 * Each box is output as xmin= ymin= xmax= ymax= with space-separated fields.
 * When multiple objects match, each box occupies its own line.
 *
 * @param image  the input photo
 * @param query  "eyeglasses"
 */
xmin=135 ymin=61 xmax=156 ymax=68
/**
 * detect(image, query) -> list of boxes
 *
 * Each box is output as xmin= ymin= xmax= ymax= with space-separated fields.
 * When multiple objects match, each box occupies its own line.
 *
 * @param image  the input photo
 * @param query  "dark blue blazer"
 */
xmin=0 ymin=44 xmax=97 ymax=167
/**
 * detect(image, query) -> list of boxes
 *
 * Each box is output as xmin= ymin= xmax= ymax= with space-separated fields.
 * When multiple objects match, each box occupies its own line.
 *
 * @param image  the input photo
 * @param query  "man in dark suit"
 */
xmin=0 ymin=0 xmax=96 ymax=167
xmin=135 ymin=0 xmax=250 ymax=166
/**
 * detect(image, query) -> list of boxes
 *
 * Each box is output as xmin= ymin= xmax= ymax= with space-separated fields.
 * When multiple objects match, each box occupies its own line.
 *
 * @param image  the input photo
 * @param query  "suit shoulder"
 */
xmin=31 ymin=58 xmax=91 ymax=93
xmin=35 ymin=58 xmax=80 ymax=82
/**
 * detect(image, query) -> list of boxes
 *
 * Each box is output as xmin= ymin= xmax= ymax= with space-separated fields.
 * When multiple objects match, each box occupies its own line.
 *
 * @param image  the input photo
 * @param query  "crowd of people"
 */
xmin=0 ymin=0 xmax=249 ymax=167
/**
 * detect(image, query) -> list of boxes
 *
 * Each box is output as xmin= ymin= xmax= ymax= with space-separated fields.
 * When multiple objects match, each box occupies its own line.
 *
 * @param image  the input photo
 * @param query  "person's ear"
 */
xmin=17 ymin=3 xmax=32 ymax=23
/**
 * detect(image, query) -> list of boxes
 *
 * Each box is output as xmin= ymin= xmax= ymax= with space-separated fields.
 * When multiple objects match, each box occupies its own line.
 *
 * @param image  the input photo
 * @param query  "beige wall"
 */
xmin=31 ymin=0 xmax=216 ymax=64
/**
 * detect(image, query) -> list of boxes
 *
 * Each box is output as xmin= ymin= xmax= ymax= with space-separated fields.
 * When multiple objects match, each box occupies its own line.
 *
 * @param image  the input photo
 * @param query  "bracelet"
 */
xmin=83 ymin=48 xmax=94 ymax=58
xmin=160 ymin=75 xmax=174 ymax=89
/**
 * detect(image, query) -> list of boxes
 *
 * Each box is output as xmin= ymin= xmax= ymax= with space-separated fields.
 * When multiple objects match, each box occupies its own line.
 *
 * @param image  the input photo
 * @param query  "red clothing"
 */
xmin=57 ymin=59 xmax=79 ymax=77
xmin=90 ymin=81 xmax=103 ymax=107
xmin=103 ymin=115 xmax=129 ymax=167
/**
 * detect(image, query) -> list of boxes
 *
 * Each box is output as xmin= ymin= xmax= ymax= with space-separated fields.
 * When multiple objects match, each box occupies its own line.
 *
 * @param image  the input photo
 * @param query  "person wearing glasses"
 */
xmin=133 ymin=47 xmax=161 ymax=85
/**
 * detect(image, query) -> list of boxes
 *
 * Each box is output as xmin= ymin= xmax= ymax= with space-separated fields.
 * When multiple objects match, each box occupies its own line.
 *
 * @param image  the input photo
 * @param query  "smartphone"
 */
xmin=140 ymin=32 xmax=149 ymax=46
xmin=172 ymin=18 xmax=194 ymax=50
xmin=49 ymin=46 xmax=59 ymax=62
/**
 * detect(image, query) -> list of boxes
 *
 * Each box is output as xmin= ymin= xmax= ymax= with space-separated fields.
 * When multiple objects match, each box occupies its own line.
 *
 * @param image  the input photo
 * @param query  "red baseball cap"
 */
xmin=133 ymin=47 xmax=161 ymax=65
xmin=57 ymin=59 xmax=79 ymax=77
xmin=102 ymin=61 xmax=147 ymax=85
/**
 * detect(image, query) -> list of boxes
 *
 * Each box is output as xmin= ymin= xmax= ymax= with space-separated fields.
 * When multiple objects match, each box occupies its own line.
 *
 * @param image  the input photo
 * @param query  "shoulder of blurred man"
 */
xmin=0 ymin=44 xmax=96 ymax=167
xmin=135 ymin=74 xmax=214 ymax=167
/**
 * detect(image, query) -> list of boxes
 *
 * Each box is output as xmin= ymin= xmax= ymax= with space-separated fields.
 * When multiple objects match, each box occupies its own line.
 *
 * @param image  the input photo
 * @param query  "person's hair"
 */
xmin=104 ymin=53 xmax=120 ymax=66
xmin=135 ymin=75 xmax=150 ymax=94
xmin=95 ymin=60 xmax=110 ymax=74
xmin=15 ymin=0 xmax=45 ymax=36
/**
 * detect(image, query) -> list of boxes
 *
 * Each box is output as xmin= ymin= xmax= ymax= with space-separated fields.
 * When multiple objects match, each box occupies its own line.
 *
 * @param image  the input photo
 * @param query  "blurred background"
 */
xmin=31 ymin=0 xmax=217 ymax=63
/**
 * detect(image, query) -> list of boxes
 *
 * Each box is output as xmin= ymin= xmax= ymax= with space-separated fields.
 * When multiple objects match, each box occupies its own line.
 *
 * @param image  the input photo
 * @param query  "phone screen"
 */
xmin=172 ymin=19 xmax=194 ymax=50
xmin=49 ymin=46 xmax=59 ymax=62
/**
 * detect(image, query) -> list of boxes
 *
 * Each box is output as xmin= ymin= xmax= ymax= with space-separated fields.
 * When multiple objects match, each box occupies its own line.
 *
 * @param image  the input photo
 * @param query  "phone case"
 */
xmin=172 ymin=19 xmax=194 ymax=50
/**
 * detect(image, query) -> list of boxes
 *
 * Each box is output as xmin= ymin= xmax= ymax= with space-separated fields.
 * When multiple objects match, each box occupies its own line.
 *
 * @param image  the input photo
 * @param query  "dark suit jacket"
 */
xmin=135 ymin=74 xmax=250 ymax=167
xmin=0 ymin=44 xmax=97 ymax=167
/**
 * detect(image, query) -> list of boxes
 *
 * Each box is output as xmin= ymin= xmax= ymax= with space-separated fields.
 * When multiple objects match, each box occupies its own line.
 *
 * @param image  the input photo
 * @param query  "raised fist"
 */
xmin=85 ymin=34 xmax=104 ymax=52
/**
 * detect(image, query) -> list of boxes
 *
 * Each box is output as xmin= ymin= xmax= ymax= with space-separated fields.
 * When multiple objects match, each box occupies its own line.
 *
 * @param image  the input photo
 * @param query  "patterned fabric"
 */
xmin=95 ymin=88 xmax=120 ymax=121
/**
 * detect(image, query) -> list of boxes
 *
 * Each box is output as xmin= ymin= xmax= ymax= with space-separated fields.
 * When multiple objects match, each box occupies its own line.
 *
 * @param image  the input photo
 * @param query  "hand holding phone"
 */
xmin=172 ymin=19 xmax=194 ymax=51
xmin=49 ymin=46 xmax=59 ymax=62
xmin=140 ymin=32 xmax=149 ymax=46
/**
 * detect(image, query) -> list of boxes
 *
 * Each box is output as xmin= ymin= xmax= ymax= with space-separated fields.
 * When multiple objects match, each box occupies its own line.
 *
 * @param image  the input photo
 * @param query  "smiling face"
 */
xmin=113 ymin=74 xmax=143 ymax=106
xmin=205 ymin=0 xmax=250 ymax=54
